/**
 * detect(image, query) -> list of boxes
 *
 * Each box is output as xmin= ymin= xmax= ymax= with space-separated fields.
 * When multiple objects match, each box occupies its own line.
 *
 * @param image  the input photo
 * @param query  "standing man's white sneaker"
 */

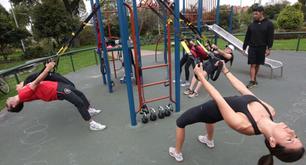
xmin=89 ymin=120 xmax=106 ymax=131
xmin=169 ymin=147 xmax=183 ymax=162
xmin=88 ymin=107 xmax=102 ymax=116
xmin=198 ymin=135 xmax=214 ymax=148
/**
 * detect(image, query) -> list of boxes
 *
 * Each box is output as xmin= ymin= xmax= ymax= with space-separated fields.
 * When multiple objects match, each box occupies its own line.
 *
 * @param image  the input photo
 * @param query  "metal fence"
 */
xmin=0 ymin=47 xmax=98 ymax=84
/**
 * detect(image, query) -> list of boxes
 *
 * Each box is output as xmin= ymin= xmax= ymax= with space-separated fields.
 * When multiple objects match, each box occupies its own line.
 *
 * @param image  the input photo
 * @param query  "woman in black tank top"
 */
xmin=169 ymin=62 xmax=304 ymax=163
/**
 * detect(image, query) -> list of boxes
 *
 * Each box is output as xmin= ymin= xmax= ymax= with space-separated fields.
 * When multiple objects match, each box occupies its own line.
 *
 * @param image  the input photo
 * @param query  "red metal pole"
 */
xmin=144 ymin=96 xmax=170 ymax=104
xmin=167 ymin=23 xmax=175 ymax=103
xmin=124 ymin=3 xmax=144 ymax=113
xmin=143 ymin=80 xmax=169 ymax=88
xmin=141 ymin=64 xmax=168 ymax=70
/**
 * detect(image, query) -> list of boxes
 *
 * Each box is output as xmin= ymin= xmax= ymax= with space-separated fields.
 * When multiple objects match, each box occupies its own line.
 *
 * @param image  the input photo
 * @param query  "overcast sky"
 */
xmin=0 ymin=0 xmax=299 ymax=12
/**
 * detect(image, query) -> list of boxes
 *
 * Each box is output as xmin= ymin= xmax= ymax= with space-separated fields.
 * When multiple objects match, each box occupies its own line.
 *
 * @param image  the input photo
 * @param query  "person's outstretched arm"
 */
xmin=221 ymin=61 xmax=275 ymax=115
xmin=220 ymin=62 xmax=254 ymax=96
xmin=29 ymin=62 xmax=55 ymax=90
xmin=211 ymin=44 xmax=232 ymax=60
xmin=194 ymin=64 xmax=248 ymax=130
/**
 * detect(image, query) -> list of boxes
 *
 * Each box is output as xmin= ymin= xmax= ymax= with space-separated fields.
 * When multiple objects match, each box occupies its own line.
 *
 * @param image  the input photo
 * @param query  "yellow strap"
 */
xmin=167 ymin=19 xmax=173 ymax=24
xmin=61 ymin=46 xmax=68 ymax=55
xmin=180 ymin=41 xmax=191 ymax=54
xmin=56 ymin=47 xmax=64 ymax=55
xmin=195 ymin=40 xmax=208 ymax=53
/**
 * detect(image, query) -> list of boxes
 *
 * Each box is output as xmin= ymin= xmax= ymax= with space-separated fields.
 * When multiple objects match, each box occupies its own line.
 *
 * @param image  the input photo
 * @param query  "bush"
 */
xmin=23 ymin=46 xmax=50 ymax=59
xmin=272 ymin=20 xmax=279 ymax=30
xmin=140 ymin=34 xmax=161 ymax=45
xmin=79 ymin=27 xmax=96 ymax=46
xmin=276 ymin=3 xmax=304 ymax=30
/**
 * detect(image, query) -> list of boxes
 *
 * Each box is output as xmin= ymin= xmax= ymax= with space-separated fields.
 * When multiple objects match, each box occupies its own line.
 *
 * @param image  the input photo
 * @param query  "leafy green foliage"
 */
xmin=31 ymin=0 xmax=79 ymax=44
xmin=12 ymin=4 xmax=31 ymax=28
xmin=277 ymin=3 xmax=304 ymax=30
xmin=264 ymin=3 xmax=288 ymax=19
xmin=0 ymin=5 xmax=30 ymax=61
xmin=298 ymin=0 xmax=306 ymax=21
xmin=79 ymin=27 xmax=96 ymax=46
xmin=219 ymin=5 xmax=240 ymax=33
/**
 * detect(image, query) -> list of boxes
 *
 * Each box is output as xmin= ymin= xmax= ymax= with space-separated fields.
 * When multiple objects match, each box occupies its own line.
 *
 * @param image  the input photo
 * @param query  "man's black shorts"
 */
xmin=248 ymin=46 xmax=266 ymax=65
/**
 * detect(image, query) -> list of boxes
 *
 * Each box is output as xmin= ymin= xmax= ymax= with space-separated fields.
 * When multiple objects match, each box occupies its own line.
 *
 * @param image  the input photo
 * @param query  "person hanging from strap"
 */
xmin=176 ymin=39 xmax=197 ymax=87
xmin=5 ymin=61 xmax=106 ymax=131
xmin=169 ymin=61 xmax=304 ymax=163
xmin=184 ymin=43 xmax=234 ymax=98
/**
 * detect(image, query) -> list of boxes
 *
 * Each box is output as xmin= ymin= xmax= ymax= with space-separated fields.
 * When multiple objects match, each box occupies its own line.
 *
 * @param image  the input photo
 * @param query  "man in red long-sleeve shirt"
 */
xmin=6 ymin=62 xmax=106 ymax=131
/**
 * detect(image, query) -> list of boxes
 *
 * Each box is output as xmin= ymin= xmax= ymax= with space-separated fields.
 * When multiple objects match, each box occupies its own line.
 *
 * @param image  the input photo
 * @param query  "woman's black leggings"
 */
xmin=176 ymin=100 xmax=223 ymax=128
xmin=180 ymin=54 xmax=195 ymax=81
xmin=57 ymin=83 xmax=91 ymax=121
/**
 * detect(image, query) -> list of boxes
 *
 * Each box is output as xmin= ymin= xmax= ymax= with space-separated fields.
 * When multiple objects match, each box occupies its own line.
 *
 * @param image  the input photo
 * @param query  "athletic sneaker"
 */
xmin=169 ymin=147 xmax=183 ymax=162
xmin=88 ymin=107 xmax=102 ymax=116
xmin=183 ymin=88 xmax=193 ymax=95
xmin=180 ymin=81 xmax=190 ymax=87
xmin=89 ymin=120 xmax=106 ymax=131
xmin=188 ymin=91 xmax=199 ymax=98
xmin=198 ymin=135 xmax=214 ymax=148
xmin=246 ymin=81 xmax=258 ymax=89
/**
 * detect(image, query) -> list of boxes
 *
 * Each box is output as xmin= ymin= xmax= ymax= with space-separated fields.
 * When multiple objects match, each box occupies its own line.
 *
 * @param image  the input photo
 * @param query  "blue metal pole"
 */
xmin=182 ymin=0 xmax=185 ymax=13
xmin=174 ymin=0 xmax=180 ymax=112
xmin=215 ymin=0 xmax=220 ymax=44
xmin=197 ymin=0 xmax=203 ymax=34
xmin=182 ymin=0 xmax=185 ymax=56
xmin=95 ymin=0 xmax=113 ymax=93
xmin=131 ymin=0 xmax=142 ymax=66
xmin=229 ymin=6 xmax=233 ymax=33
xmin=89 ymin=0 xmax=106 ymax=85
xmin=117 ymin=0 xmax=137 ymax=126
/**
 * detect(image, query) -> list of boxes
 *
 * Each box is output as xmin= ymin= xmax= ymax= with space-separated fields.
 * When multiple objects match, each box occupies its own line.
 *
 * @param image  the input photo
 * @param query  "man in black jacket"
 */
xmin=243 ymin=4 xmax=274 ymax=88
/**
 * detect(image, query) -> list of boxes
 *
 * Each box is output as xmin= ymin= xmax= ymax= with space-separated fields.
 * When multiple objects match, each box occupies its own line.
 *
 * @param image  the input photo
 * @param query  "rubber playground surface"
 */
xmin=0 ymin=50 xmax=306 ymax=165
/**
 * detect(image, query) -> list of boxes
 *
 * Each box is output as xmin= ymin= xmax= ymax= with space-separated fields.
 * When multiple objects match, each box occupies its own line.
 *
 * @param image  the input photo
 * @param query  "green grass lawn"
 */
xmin=141 ymin=37 xmax=306 ymax=51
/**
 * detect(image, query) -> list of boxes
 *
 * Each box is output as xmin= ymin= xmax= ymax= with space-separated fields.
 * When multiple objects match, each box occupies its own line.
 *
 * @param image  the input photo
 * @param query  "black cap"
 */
xmin=252 ymin=3 xmax=264 ymax=12
xmin=7 ymin=103 xmax=24 ymax=113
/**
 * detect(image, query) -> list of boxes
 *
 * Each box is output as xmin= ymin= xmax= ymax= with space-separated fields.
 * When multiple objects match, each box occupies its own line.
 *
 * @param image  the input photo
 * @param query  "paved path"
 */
xmin=0 ymin=50 xmax=305 ymax=165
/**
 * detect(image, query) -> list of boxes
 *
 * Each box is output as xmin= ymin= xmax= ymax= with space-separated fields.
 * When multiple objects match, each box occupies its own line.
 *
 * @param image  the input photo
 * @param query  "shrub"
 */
xmin=277 ymin=3 xmax=304 ymax=30
xmin=23 ymin=46 xmax=49 ymax=59
xmin=79 ymin=27 xmax=96 ymax=46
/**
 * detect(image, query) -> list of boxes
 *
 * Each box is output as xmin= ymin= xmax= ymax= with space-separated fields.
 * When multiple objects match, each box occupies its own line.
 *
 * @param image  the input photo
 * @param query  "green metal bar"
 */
xmin=93 ymin=50 xmax=98 ymax=65
xmin=296 ymin=34 xmax=301 ymax=51
xmin=14 ymin=73 xmax=20 ymax=83
xmin=69 ymin=54 xmax=76 ymax=72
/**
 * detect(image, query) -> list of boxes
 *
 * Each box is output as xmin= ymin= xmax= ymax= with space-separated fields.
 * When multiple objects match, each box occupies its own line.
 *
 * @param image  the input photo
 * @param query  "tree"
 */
xmin=277 ymin=3 xmax=304 ymax=30
xmin=298 ymin=0 xmax=306 ymax=21
xmin=219 ymin=5 xmax=240 ymax=32
xmin=0 ymin=5 xmax=30 ymax=60
xmin=264 ymin=3 xmax=288 ymax=20
xmin=31 ymin=0 xmax=79 ymax=44
xmin=138 ymin=8 xmax=159 ymax=36
xmin=62 ymin=0 xmax=84 ymax=16
xmin=10 ymin=0 xmax=38 ymax=6
xmin=11 ymin=3 xmax=31 ymax=28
